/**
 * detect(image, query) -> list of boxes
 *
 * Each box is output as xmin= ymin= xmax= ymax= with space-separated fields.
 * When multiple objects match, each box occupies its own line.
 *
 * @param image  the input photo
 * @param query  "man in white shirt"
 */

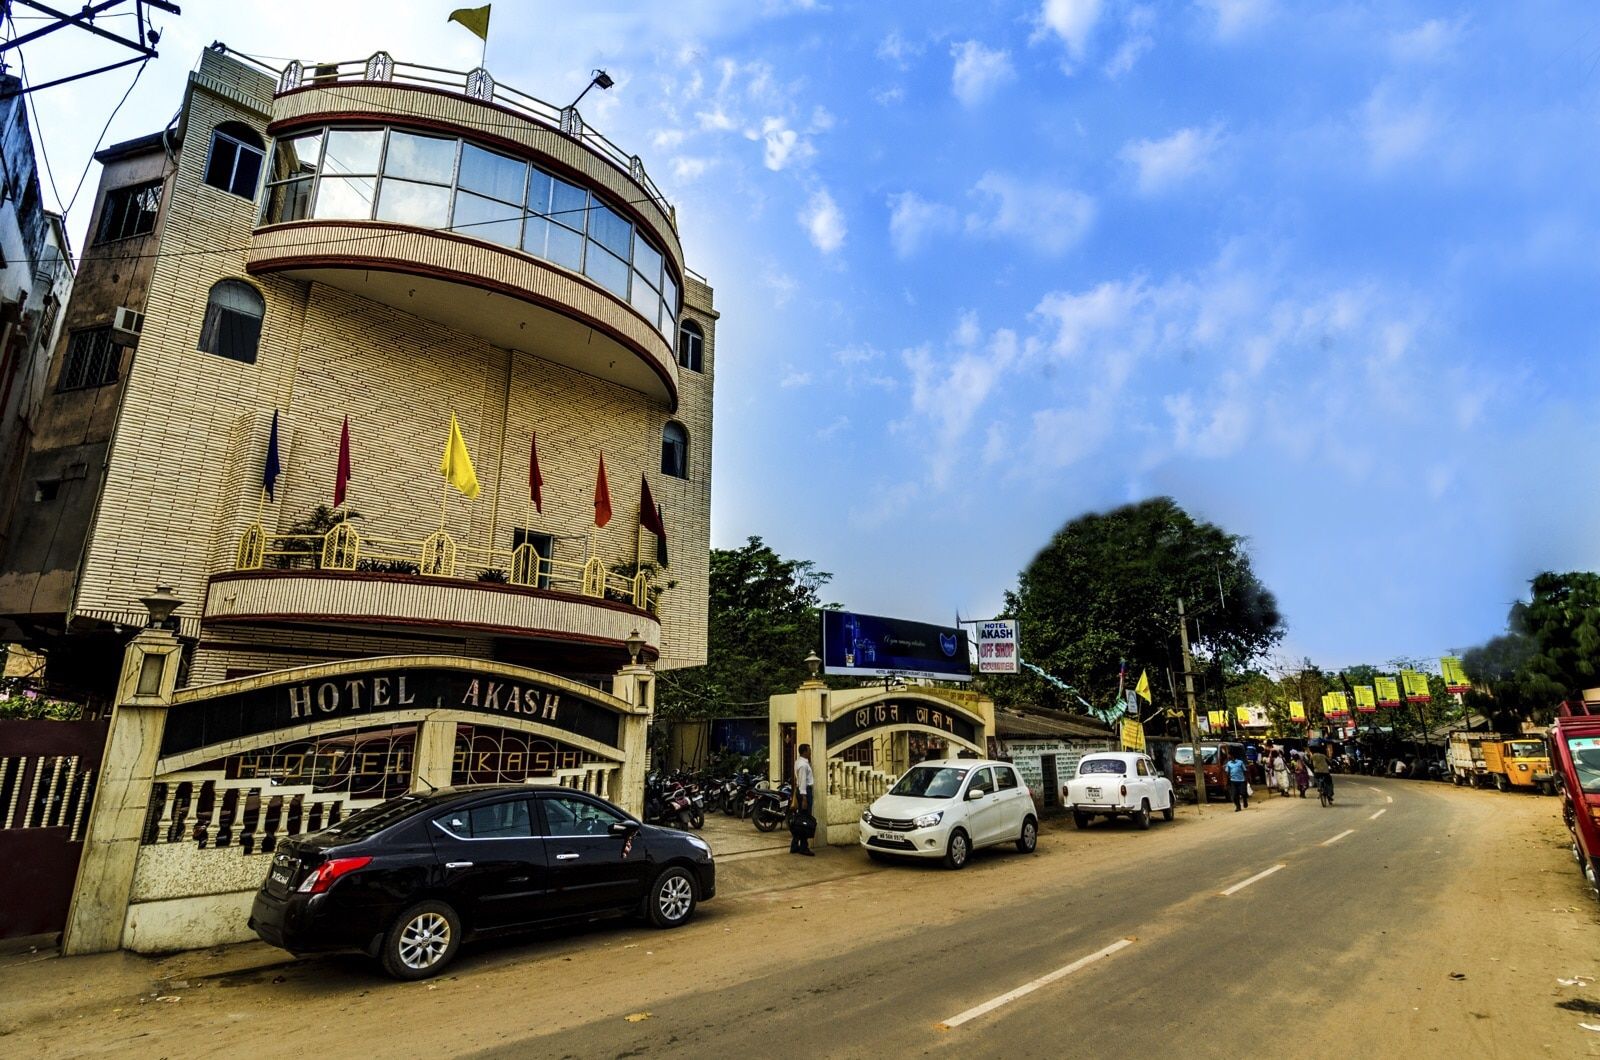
xmin=791 ymin=744 xmax=815 ymax=856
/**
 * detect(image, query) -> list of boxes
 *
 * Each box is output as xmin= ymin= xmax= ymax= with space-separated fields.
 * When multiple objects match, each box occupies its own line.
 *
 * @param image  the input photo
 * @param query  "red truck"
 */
xmin=1550 ymin=702 xmax=1600 ymax=899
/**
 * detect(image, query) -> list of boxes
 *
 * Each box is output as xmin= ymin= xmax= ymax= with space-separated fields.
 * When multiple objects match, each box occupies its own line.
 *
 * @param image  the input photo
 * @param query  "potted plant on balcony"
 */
xmin=275 ymin=505 xmax=362 ymax=569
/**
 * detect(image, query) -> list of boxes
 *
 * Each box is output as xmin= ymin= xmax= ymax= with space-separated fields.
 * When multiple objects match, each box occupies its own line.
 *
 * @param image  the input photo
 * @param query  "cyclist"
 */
xmin=1308 ymin=745 xmax=1334 ymax=804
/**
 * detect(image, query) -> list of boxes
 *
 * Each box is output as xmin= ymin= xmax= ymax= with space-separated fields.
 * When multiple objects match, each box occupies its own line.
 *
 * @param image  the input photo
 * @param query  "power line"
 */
xmin=8 ymin=21 xmax=65 ymax=213
xmin=63 ymin=55 xmax=148 ymax=219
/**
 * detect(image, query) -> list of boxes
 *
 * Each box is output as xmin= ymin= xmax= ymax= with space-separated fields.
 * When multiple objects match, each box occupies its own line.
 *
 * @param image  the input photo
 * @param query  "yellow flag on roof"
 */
xmin=448 ymin=5 xmax=491 ymax=41
xmin=439 ymin=414 xmax=480 ymax=499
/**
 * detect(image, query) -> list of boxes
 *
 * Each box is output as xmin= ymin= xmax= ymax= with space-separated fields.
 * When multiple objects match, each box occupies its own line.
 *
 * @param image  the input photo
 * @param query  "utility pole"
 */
xmin=1179 ymin=597 xmax=1207 ymax=806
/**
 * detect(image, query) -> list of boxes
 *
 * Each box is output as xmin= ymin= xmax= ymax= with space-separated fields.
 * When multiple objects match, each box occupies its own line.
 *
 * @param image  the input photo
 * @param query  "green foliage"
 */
xmin=1462 ymin=571 xmax=1600 ymax=726
xmin=996 ymin=497 xmax=1285 ymax=715
xmin=0 ymin=676 xmax=83 ymax=720
xmin=276 ymin=505 xmax=361 ymax=568
xmin=655 ymin=537 xmax=836 ymax=721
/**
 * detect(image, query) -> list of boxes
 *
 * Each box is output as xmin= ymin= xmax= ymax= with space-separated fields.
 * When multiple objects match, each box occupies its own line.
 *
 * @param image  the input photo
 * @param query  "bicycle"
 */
xmin=1317 ymin=772 xmax=1333 ymax=807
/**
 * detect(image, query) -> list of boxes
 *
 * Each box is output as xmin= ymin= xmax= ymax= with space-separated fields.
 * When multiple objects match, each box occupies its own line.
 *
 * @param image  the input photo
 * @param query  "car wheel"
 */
xmin=1162 ymin=797 xmax=1175 ymax=822
xmin=944 ymin=828 xmax=970 ymax=870
xmin=1135 ymin=801 xmax=1152 ymax=831
xmin=1016 ymin=816 xmax=1038 ymax=854
xmin=1072 ymin=810 xmax=1089 ymax=830
xmin=647 ymin=867 xmax=698 ymax=928
xmin=1495 ymin=775 xmax=1510 ymax=793
xmin=380 ymin=900 xmax=461 ymax=981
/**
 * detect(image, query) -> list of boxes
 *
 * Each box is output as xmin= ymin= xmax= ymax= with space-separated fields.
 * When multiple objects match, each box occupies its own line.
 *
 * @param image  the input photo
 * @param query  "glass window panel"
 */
xmin=376 ymin=177 xmax=451 ymax=227
xmin=458 ymin=143 xmax=527 ymax=204
xmin=231 ymin=147 xmax=263 ymax=197
xmin=271 ymin=131 xmax=323 ymax=182
xmin=588 ymin=202 xmax=631 ymax=258
xmin=659 ymin=304 xmax=675 ymax=340
xmin=322 ymin=128 xmax=384 ymax=177
xmin=313 ymin=175 xmax=377 ymax=220
xmin=204 ymin=139 xmax=239 ymax=190
xmin=453 ymin=190 xmax=523 ymax=247
xmin=584 ymin=242 xmax=629 ymax=296
xmin=525 ymin=218 xmax=584 ymax=271
xmin=384 ymin=130 xmax=457 ymax=184
xmin=630 ymin=271 xmax=660 ymax=320
xmin=265 ymin=177 xmax=313 ymax=223
xmin=632 ymin=238 xmax=662 ymax=289
xmin=526 ymin=169 xmax=553 ymax=215
xmin=662 ymin=272 xmax=679 ymax=317
xmin=548 ymin=176 xmax=588 ymax=232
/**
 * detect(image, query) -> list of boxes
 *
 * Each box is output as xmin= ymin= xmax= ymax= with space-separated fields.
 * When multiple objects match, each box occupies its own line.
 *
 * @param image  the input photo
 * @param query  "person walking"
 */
xmin=790 ymin=743 xmax=815 ymax=856
xmin=1272 ymin=749 xmax=1290 ymax=796
xmin=1224 ymin=748 xmax=1250 ymax=811
xmin=1292 ymin=752 xmax=1310 ymax=797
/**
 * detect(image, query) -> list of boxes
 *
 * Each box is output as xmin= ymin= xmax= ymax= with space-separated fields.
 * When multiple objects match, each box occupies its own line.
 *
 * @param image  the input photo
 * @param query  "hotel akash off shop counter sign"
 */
xmin=821 ymin=610 xmax=971 ymax=682
xmin=976 ymin=620 xmax=1019 ymax=675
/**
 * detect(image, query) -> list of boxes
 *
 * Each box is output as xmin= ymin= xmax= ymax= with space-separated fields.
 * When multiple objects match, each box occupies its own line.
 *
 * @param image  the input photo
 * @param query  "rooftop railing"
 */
xmin=267 ymin=51 xmax=674 ymax=230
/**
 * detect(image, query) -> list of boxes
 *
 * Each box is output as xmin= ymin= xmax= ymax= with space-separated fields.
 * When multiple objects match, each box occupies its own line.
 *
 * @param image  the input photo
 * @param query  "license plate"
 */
xmin=270 ymin=870 xmax=290 ymax=886
xmin=1086 ymin=786 xmax=1102 ymax=800
xmin=876 ymin=831 xmax=901 ymax=842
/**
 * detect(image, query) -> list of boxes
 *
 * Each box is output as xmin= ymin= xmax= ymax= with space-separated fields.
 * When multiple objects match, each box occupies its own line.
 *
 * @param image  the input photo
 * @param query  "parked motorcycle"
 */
xmin=644 ymin=774 xmax=703 ymax=830
xmin=749 ymin=781 xmax=794 ymax=833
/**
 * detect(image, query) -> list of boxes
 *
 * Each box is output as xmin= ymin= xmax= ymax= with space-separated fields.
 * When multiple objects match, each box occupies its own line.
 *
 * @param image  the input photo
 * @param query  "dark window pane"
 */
xmin=199 ymin=280 xmax=265 ymax=364
xmin=584 ymin=242 xmax=628 ymax=296
xmin=588 ymin=202 xmax=631 ymax=258
xmin=204 ymin=139 xmax=239 ymax=190
xmin=453 ymin=190 xmax=522 ymax=247
xmin=375 ymin=177 xmax=451 ymax=227
xmin=230 ymin=147 xmax=263 ymax=196
xmin=96 ymin=181 xmax=161 ymax=243
xmin=678 ymin=324 xmax=703 ymax=372
xmin=468 ymin=800 xmax=531 ymax=838
xmin=459 ymin=143 xmax=527 ymax=204
xmin=264 ymin=178 xmax=313 ymax=223
xmin=548 ymin=177 xmax=587 ymax=232
xmin=661 ymin=422 xmax=688 ymax=478
xmin=384 ymin=130 xmax=456 ymax=184
xmin=58 ymin=329 xmax=120 ymax=391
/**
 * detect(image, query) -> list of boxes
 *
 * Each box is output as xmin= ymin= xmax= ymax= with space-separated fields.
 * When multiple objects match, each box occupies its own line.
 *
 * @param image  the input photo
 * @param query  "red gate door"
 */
xmin=0 ymin=719 xmax=108 ymax=939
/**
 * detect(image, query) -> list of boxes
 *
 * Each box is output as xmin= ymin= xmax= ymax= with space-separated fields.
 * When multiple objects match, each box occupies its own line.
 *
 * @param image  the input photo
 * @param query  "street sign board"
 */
xmin=975 ymin=620 xmax=1019 ymax=674
xmin=820 ymin=610 xmax=971 ymax=682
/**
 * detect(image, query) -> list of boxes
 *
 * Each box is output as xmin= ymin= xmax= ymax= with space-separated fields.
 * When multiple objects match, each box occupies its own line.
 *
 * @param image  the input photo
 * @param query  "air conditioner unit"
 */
xmin=112 ymin=306 xmax=144 ymax=343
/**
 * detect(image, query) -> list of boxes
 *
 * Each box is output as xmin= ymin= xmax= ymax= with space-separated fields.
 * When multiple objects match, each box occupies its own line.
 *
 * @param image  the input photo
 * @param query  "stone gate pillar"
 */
xmin=61 ymin=592 xmax=185 ymax=956
xmin=611 ymin=659 xmax=654 ymax=819
xmin=413 ymin=716 xmax=457 ymax=793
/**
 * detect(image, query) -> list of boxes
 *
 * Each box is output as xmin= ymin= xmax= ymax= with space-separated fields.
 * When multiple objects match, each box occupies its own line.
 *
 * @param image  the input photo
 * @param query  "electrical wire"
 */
xmin=7 ymin=20 xmax=66 ymax=213
xmin=63 ymin=55 xmax=149 ymax=218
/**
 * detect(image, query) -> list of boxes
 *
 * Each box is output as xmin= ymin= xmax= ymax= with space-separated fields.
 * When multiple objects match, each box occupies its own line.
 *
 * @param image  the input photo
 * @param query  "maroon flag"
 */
xmin=639 ymin=475 xmax=666 ymax=537
xmin=655 ymin=503 xmax=669 ymax=567
xmin=594 ymin=453 xmax=612 ymax=528
xmin=529 ymin=433 xmax=544 ymax=514
xmin=333 ymin=416 xmax=352 ymax=508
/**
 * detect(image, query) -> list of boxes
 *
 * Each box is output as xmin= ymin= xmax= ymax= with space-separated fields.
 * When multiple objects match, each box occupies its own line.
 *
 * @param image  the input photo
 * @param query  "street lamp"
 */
xmin=804 ymin=650 xmax=821 ymax=680
xmin=625 ymin=628 xmax=644 ymax=666
xmin=138 ymin=585 xmax=183 ymax=630
xmin=568 ymin=68 xmax=614 ymax=109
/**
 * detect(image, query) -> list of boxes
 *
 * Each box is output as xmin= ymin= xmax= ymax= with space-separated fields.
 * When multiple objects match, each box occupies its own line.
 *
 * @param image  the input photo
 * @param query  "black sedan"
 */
xmin=249 ymin=784 xmax=715 ymax=979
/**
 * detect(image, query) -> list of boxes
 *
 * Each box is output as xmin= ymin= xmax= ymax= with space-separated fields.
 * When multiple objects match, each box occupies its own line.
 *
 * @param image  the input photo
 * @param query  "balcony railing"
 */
xmin=266 ymin=51 xmax=674 ymax=229
xmin=233 ymin=522 xmax=659 ymax=614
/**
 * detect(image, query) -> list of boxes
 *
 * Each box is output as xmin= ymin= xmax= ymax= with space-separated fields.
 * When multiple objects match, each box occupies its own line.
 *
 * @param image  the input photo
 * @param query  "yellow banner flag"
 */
xmin=1375 ymin=675 xmax=1401 ymax=706
xmin=439 ymin=413 xmax=480 ymax=499
xmin=1235 ymin=706 xmax=1250 ymax=725
xmin=1135 ymin=670 xmax=1151 ymax=703
xmin=1354 ymin=685 xmax=1377 ymax=711
xmin=1289 ymin=701 xmax=1307 ymax=723
xmin=1121 ymin=717 xmax=1146 ymax=752
xmin=1402 ymin=670 xmax=1431 ymax=703
xmin=1208 ymin=709 xmax=1227 ymax=728
xmin=1441 ymin=656 xmax=1470 ymax=693
xmin=448 ymin=4 xmax=491 ymax=41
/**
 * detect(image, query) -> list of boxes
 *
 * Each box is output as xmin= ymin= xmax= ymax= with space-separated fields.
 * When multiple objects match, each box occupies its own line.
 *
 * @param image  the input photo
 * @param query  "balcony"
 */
xmin=206 ymin=523 xmax=661 ymax=662
xmin=246 ymin=52 xmax=684 ymax=408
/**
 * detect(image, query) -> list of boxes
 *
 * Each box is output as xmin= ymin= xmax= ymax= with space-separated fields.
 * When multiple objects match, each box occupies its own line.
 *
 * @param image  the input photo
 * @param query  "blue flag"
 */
xmin=263 ymin=410 xmax=281 ymax=500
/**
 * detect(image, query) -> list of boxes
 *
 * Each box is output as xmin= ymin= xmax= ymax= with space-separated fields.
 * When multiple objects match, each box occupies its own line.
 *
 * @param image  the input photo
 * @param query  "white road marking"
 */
xmin=1369 ymin=808 xmax=1387 ymax=821
xmin=1322 ymin=829 xmax=1355 ymax=846
xmin=1386 ymin=795 xmax=1393 ymax=803
xmin=1368 ymin=786 xmax=1381 ymax=794
xmin=938 ymin=938 xmax=1135 ymax=1029
xmin=1219 ymin=863 xmax=1287 ymax=896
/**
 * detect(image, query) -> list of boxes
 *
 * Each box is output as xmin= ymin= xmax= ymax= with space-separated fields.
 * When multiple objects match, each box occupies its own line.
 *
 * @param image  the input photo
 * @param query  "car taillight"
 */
xmin=1120 ymin=784 xmax=1128 ymax=797
xmin=297 ymin=856 xmax=371 ymax=895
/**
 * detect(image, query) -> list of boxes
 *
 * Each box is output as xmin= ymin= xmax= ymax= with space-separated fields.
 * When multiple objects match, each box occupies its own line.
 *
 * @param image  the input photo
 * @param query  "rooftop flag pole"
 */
xmin=448 ymin=4 xmax=491 ymax=67
xmin=260 ymin=409 xmax=281 ymax=521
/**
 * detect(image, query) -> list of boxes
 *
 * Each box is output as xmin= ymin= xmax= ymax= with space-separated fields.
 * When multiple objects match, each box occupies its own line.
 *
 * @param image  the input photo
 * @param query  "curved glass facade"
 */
xmin=261 ymin=125 xmax=680 ymax=340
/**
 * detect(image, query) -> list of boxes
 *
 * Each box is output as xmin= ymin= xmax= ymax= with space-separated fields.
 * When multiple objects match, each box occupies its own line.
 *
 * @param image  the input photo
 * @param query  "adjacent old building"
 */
xmin=0 ymin=46 xmax=717 ymax=702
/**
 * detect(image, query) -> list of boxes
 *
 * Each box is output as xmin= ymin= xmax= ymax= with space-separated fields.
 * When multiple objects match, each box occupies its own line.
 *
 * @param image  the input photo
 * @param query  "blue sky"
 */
xmin=17 ymin=1 xmax=1600 ymax=671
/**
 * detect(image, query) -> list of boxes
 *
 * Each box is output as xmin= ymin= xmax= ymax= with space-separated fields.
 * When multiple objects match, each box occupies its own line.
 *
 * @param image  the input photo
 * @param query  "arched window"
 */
xmin=204 ymin=122 xmax=266 ymax=198
xmin=677 ymin=319 xmax=704 ymax=373
xmin=198 ymin=280 xmax=265 ymax=364
xmin=661 ymin=421 xmax=688 ymax=479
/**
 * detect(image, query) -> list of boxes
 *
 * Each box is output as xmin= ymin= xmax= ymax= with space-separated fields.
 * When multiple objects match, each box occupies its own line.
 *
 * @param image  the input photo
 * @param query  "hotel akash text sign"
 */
xmin=162 ymin=667 xmax=623 ymax=756
xmin=975 ymin=620 xmax=1019 ymax=674
xmin=821 ymin=610 xmax=971 ymax=683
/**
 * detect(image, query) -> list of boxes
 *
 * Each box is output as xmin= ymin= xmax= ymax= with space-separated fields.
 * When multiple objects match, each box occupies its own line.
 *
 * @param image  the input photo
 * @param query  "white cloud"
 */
xmin=780 ymin=366 xmax=812 ymax=388
xmin=1035 ymin=0 xmax=1103 ymax=62
xmin=801 ymin=188 xmax=847 ymax=253
xmin=757 ymin=116 xmax=815 ymax=170
xmin=834 ymin=344 xmax=898 ymax=390
xmin=873 ymin=84 xmax=906 ymax=106
xmin=887 ymin=191 xmax=959 ymax=258
xmin=1361 ymin=84 xmax=1439 ymax=169
xmin=817 ymin=415 xmax=850 ymax=441
xmin=1390 ymin=16 xmax=1467 ymax=64
xmin=950 ymin=41 xmax=1016 ymax=107
xmin=1119 ymin=124 xmax=1223 ymax=194
xmin=761 ymin=264 xmax=798 ymax=307
xmin=849 ymin=480 xmax=921 ymax=530
xmin=965 ymin=172 xmax=1095 ymax=255
xmin=901 ymin=328 xmax=1023 ymax=486
xmin=1198 ymin=0 xmax=1272 ymax=40
xmin=671 ymin=156 xmax=713 ymax=181
xmin=876 ymin=30 xmax=923 ymax=68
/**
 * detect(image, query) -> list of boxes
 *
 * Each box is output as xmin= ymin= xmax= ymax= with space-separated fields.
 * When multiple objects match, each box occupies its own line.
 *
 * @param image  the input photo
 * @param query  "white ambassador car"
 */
xmin=1064 ymin=751 xmax=1176 ymax=830
xmin=860 ymin=759 xmax=1038 ymax=869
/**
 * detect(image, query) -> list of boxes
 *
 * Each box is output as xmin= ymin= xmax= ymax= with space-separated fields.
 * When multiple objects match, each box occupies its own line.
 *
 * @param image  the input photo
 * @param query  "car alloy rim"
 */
xmin=1024 ymin=823 xmax=1036 ymax=847
xmin=398 ymin=912 xmax=451 ymax=970
xmin=659 ymin=874 xmax=693 ymax=920
xmin=953 ymin=835 xmax=967 ymax=864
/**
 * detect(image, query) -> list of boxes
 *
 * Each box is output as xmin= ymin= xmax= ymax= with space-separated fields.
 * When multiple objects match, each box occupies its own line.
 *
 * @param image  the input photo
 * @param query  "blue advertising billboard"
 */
xmin=820 ymin=610 xmax=971 ymax=683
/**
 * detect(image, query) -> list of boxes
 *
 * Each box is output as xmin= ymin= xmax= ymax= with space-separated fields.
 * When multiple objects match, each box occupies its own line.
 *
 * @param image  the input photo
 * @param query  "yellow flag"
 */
xmin=1135 ymin=669 xmax=1151 ymax=703
xmin=440 ymin=414 xmax=480 ymax=499
xmin=448 ymin=4 xmax=491 ymax=41
xmin=1235 ymin=706 xmax=1250 ymax=725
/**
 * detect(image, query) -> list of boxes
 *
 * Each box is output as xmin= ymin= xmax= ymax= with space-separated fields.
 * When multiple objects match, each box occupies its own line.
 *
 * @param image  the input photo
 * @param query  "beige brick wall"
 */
xmin=72 ymin=50 xmax=714 ymax=681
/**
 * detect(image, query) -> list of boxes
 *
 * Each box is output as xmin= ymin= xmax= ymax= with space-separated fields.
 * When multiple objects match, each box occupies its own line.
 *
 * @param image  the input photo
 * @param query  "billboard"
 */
xmin=1440 ymin=656 xmax=1471 ymax=694
xmin=820 ymin=610 xmax=971 ymax=682
xmin=975 ymin=620 xmax=1020 ymax=674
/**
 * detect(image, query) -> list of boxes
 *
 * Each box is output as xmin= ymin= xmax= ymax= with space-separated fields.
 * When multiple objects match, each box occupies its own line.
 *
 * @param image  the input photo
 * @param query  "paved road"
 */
xmin=5 ymin=777 xmax=1597 ymax=1058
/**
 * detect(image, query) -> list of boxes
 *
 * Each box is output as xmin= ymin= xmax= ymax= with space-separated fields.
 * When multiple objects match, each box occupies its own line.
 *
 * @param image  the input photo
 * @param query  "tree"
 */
xmin=997 ymin=497 xmax=1285 ymax=716
xmin=1462 ymin=571 xmax=1600 ymax=725
xmin=655 ymin=537 xmax=835 ymax=721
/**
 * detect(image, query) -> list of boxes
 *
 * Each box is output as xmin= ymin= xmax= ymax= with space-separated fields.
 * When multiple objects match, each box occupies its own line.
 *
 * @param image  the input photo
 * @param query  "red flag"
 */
xmin=593 ymin=453 xmax=612 ymax=528
xmin=333 ymin=416 xmax=351 ymax=508
xmin=639 ymin=475 xmax=666 ymax=537
xmin=529 ymin=433 xmax=544 ymax=514
xmin=655 ymin=503 xmax=669 ymax=567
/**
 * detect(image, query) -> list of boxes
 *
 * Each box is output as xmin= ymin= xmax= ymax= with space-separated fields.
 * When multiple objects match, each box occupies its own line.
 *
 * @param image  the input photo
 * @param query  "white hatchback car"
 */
xmin=1064 ymin=751 xmax=1175 ymax=830
xmin=860 ymin=759 xmax=1037 ymax=869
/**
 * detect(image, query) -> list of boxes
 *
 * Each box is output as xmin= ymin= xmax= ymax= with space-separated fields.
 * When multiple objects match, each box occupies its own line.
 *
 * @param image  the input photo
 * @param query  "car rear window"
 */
xmin=1079 ymin=759 xmax=1126 ymax=775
